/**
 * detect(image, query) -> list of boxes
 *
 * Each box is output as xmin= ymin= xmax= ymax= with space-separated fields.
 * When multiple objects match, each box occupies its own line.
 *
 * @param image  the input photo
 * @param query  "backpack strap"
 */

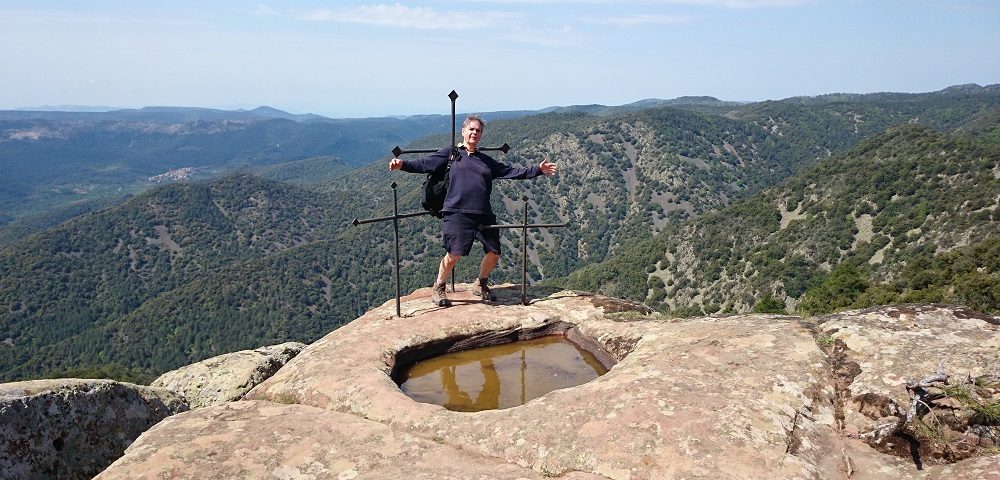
xmin=421 ymin=147 xmax=461 ymax=218
xmin=442 ymin=146 xmax=459 ymax=181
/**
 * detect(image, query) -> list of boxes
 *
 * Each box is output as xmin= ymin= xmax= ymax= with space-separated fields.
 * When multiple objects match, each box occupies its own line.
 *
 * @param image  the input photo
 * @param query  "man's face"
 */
xmin=462 ymin=120 xmax=483 ymax=150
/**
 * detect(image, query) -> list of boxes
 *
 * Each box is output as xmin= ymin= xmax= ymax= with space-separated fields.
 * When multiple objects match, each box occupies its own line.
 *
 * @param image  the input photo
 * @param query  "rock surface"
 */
xmin=95 ymin=400 xmax=603 ymax=480
xmin=151 ymin=341 xmax=306 ymax=408
xmin=819 ymin=304 xmax=1000 ymax=470
xmin=98 ymin=285 xmax=1000 ymax=479
xmin=0 ymin=379 xmax=186 ymax=480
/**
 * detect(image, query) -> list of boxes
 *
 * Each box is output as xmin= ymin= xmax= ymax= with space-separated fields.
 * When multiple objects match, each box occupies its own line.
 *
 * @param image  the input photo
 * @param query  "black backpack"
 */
xmin=421 ymin=147 xmax=460 ymax=218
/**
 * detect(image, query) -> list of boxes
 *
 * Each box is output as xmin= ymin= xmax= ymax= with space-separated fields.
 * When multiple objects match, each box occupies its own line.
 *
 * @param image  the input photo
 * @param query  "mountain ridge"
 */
xmin=1 ymin=84 xmax=997 ymax=383
xmin=558 ymin=123 xmax=1000 ymax=316
xmin=13 ymin=83 xmax=995 ymax=120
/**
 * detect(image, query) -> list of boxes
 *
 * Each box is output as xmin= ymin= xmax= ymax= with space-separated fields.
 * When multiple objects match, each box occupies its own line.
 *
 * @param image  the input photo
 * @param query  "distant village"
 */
xmin=148 ymin=167 xmax=197 ymax=183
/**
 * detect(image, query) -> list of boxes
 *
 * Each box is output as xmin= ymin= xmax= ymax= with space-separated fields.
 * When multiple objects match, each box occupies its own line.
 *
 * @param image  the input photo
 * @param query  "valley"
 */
xmin=1 ymin=85 xmax=998 ymax=383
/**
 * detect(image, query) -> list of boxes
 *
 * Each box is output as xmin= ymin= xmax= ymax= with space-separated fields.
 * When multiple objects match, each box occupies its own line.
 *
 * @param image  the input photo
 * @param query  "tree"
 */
xmin=752 ymin=293 xmax=787 ymax=314
xmin=797 ymin=264 xmax=870 ymax=316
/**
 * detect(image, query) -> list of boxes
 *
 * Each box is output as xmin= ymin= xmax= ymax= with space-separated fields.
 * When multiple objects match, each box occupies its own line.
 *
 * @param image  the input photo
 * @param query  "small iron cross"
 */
xmin=482 ymin=195 xmax=568 ymax=305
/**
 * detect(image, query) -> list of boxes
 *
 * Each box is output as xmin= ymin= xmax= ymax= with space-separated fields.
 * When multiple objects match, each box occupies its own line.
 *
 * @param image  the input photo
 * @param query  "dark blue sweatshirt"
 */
xmin=401 ymin=146 xmax=541 ymax=216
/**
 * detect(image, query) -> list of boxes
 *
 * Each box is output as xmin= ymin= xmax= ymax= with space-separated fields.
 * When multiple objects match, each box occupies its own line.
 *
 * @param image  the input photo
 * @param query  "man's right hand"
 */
xmin=389 ymin=158 xmax=403 ymax=171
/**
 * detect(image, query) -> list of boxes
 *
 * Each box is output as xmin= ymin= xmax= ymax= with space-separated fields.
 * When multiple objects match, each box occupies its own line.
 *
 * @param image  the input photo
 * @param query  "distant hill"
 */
xmin=7 ymin=86 xmax=992 ymax=247
xmin=0 ymin=104 xmax=581 ymax=246
xmin=780 ymin=83 xmax=1000 ymax=105
xmin=1 ymin=85 xmax=997 ymax=383
xmin=538 ymin=96 xmax=742 ymax=117
xmin=0 ymin=108 xmax=459 ymax=245
xmin=11 ymin=104 xmax=120 ymax=112
xmin=247 ymin=155 xmax=353 ymax=185
xmin=0 ymin=105 xmax=325 ymax=123
xmin=0 ymin=174 xmax=361 ymax=382
xmin=558 ymin=123 xmax=1000 ymax=316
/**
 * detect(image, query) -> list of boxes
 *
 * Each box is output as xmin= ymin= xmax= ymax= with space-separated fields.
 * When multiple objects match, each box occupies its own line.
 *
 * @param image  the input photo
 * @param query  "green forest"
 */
xmin=1 ymin=85 xmax=998 ymax=384
xmin=559 ymin=124 xmax=1000 ymax=317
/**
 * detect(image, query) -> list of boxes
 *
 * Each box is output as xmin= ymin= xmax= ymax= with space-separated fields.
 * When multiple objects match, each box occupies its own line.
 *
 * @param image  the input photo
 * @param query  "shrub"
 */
xmin=752 ymin=293 xmax=787 ymax=314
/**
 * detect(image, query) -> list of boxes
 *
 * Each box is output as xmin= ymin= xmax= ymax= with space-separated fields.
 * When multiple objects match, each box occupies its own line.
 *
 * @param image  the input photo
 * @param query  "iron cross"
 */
xmin=352 ymin=90 xmax=567 ymax=316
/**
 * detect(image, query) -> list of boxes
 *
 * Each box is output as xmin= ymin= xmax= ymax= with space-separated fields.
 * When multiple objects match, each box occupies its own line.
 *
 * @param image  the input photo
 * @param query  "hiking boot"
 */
xmin=472 ymin=278 xmax=496 ymax=302
xmin=431 ymin=281 xmax=451 ymax=307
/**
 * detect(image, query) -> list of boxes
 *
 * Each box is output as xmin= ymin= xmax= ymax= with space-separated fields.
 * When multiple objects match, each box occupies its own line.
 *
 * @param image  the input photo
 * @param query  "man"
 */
xmin=389 ymin=114 xmax=557 ymax=306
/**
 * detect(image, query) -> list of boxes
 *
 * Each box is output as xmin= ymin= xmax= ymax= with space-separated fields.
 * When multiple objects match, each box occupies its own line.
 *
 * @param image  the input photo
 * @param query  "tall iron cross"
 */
xmin=352 ymin=90 xmax=568 ymax=317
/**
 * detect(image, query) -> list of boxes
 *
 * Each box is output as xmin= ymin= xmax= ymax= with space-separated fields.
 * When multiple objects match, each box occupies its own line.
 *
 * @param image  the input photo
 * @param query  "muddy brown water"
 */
xmin=395 ymin=335 xmax=610 ymax=412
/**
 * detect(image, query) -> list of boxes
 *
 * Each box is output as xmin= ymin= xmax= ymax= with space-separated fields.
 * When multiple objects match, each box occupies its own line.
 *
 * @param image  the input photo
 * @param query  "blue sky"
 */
xmin=2 ymin=1 xmax=998 ymax=118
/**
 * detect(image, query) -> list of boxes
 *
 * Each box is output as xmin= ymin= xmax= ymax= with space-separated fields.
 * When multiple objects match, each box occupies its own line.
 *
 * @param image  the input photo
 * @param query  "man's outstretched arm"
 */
xmin=389 ymin=147 xmax=451 ymax=174
xmin=539 ymin=158 xmax=557 ymax=175
xmin=492 ymin=157 xmax=557 ymax=180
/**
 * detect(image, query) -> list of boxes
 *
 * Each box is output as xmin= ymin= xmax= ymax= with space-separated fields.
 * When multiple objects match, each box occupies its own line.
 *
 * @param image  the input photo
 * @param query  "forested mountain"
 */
xmin=248 ymin=155 xmax=354 ymax=185
xmin=559 ymin=124 xmax=1000 ymax=316
xmin=0 ymin=105 xmax=327 ymax=123
xmin=1 ymin=85 xmax=997 ymax=383
xmin=0 ymin=107 xmax=459 ymax=246
xmin=538 ymin=96 xmax=743 ymax=117
xmin=0 ymin=174 xmax=367 ymax=381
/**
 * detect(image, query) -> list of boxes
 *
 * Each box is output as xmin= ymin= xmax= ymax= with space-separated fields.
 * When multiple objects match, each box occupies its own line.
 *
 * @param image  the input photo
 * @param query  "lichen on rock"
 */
xmin=150 ymin=341 xmax=305 ymax=408
xmin=0 ymin=379 xmax=186 ymax=480
xmin=11 ymin=288 xmax=999 ymax=480
xmin=819 ymin=304 xmax=1000 ymax=468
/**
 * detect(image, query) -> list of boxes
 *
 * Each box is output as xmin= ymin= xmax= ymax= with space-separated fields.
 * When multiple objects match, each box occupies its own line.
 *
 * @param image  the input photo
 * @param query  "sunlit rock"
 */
xmin=0 ymin=379 xmax=186 ymax=480
xmin=151 ymin=341 xmax=305 ymax=408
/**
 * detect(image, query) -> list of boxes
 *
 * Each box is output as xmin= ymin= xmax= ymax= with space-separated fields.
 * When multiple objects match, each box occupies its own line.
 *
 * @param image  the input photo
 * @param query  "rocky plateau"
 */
xmin=3 ymin=285 xmax=999 ymax=479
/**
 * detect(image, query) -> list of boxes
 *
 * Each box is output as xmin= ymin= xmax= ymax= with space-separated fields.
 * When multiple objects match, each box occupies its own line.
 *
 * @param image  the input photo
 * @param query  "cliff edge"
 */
xmin=86 ymin=284 xmax=998 ymax=479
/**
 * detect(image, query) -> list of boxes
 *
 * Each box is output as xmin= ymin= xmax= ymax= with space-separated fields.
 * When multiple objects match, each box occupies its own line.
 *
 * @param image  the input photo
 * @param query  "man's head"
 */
xmin=462 ymin=114 xmax=484 ymax=151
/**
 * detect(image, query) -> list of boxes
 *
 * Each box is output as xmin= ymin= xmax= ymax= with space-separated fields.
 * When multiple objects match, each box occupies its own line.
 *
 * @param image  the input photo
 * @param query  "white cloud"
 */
xmin=664 ymin=0 xmax=811 ymax=7
xmin=467 ymin=0 xmax=811 ymax=7
xmin=502 ymin=24 xmax=584 ymax=47
xmin=584 ymin=13 xmax=693 ymax=27
xmin=300 ymin=3 xmax=511 ymax=30
xmin=250 ymin=4 xmax=279 ymax=16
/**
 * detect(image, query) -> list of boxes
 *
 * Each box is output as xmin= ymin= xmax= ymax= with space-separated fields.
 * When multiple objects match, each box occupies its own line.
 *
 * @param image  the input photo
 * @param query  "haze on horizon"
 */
xmin=2 ymin=0 xmax=998 ymax=119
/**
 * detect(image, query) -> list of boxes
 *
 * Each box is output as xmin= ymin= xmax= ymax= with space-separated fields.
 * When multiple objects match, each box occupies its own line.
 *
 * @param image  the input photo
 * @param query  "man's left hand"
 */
xmin=539 ymin=159 xmax=557 ymax=175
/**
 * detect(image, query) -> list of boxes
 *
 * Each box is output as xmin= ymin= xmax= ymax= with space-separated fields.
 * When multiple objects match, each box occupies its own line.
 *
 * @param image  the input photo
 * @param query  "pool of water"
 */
xmin=395 ymin=335 xmax=610 ymax=412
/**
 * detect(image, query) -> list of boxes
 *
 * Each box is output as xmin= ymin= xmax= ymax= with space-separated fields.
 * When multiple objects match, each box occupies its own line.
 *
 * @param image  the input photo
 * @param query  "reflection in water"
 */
xmin=397 ymin=335 xmax=609 ymax=412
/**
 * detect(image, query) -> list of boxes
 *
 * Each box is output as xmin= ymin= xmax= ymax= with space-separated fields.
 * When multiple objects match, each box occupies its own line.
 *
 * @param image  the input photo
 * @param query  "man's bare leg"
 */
xmin=479 ymin=251 xmax=499 ymax=279
xmin=431 ymin=252 xmax=462 ymax=307
xmin=437 ymin=253 xmax=461 ymax=284
xmin=474 ymin=251 xmax=500 ymax=302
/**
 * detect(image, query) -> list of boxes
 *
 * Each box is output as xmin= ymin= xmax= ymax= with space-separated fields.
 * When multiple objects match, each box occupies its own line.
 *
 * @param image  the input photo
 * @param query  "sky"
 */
xmin=2 ymin=1 xmax=999 ymax=118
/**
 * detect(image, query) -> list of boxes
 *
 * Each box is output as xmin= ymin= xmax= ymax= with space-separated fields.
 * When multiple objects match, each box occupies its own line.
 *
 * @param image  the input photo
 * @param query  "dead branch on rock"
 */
xmin=854 ymin=369 xmax=950 ymax=444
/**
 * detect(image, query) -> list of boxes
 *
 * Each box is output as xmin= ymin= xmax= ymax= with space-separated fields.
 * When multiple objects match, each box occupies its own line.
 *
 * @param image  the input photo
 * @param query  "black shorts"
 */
xmin=442 ymin=212 xmax=501 ymax=256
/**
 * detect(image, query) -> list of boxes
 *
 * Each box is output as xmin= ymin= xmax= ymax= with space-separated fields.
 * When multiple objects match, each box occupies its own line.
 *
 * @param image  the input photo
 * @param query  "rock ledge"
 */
xmin=96 ymin=286 xmax=1000 ymax=479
